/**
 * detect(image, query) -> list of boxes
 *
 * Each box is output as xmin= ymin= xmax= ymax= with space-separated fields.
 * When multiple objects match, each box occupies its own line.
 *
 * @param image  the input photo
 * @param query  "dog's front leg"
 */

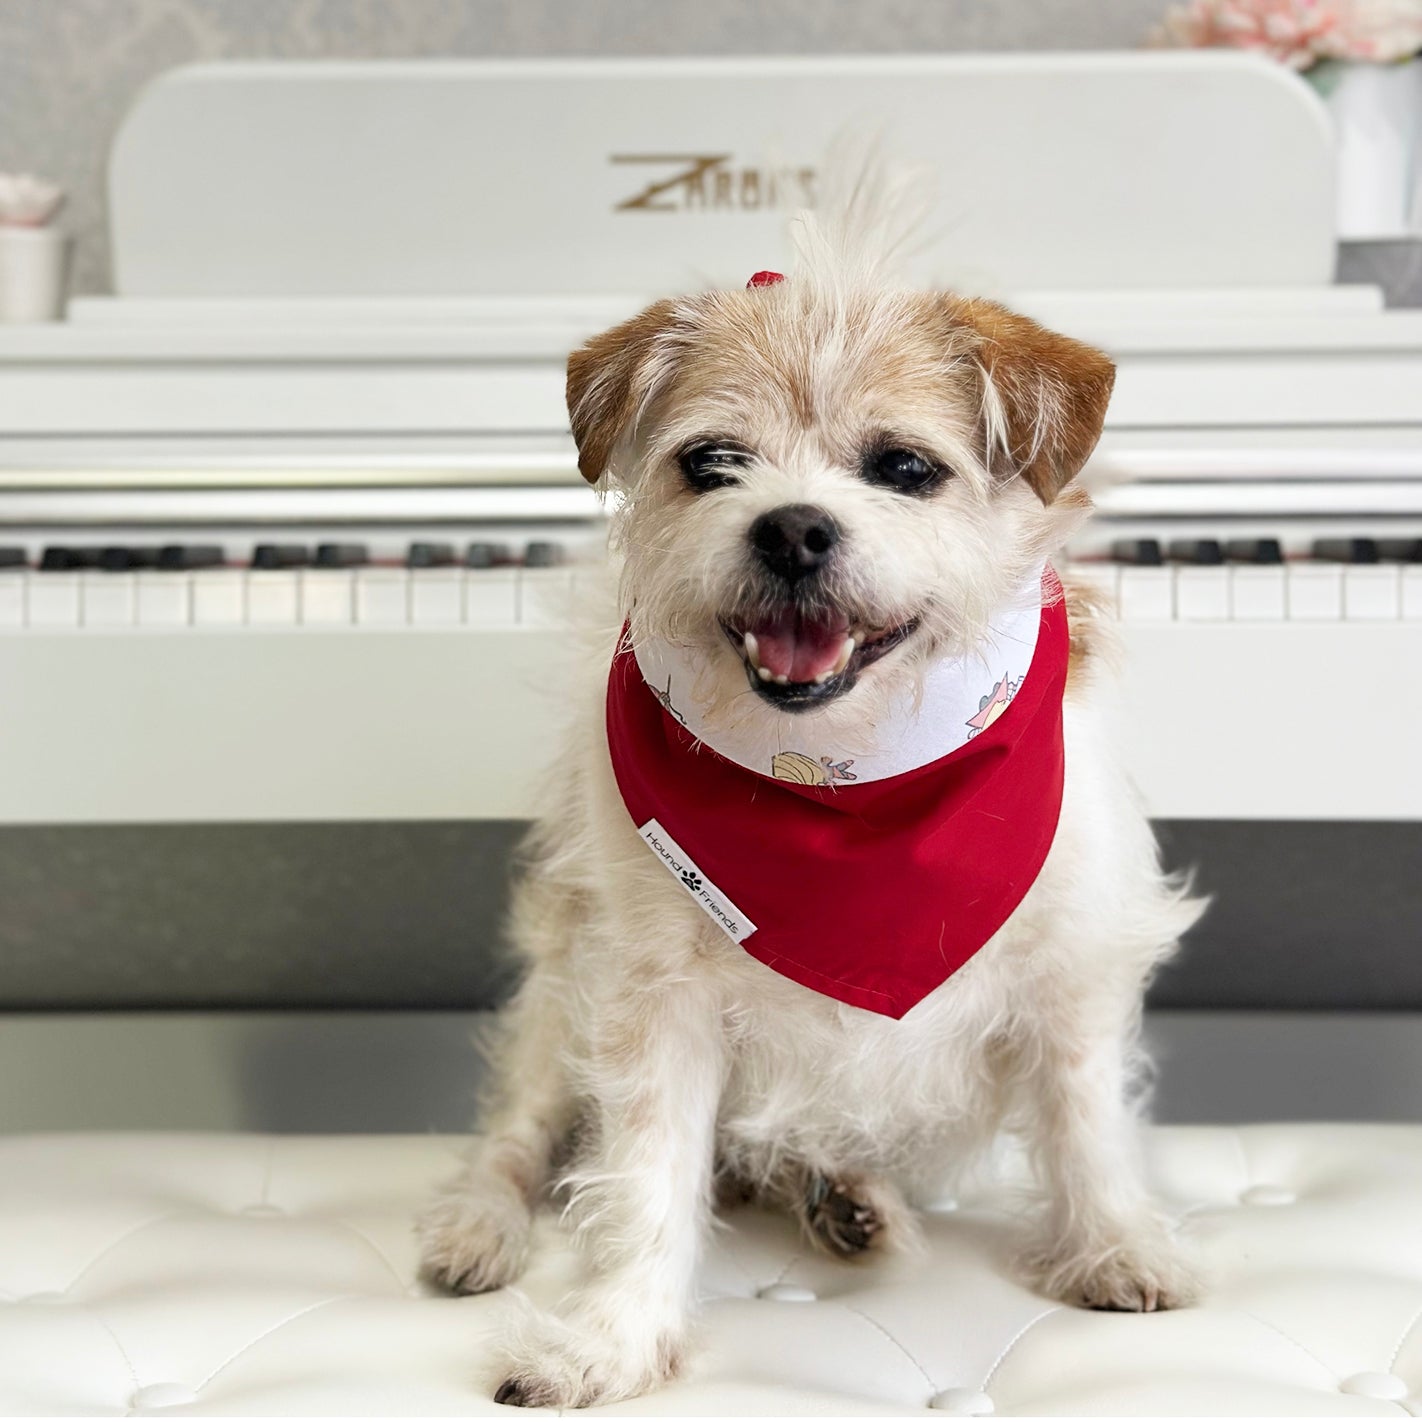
xmin=492 ymin=972 xmax=724 ymax=1408
xmin=1018 ymin=1000 xmax=1202 ymax=1312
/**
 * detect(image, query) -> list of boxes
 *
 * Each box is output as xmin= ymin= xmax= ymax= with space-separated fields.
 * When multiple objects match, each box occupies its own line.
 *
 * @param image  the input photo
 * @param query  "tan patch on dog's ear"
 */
xmin=947 ymin=297 xmax=1115 ymax=504
xmin=566 ymin=299 xmax=685 ymax=486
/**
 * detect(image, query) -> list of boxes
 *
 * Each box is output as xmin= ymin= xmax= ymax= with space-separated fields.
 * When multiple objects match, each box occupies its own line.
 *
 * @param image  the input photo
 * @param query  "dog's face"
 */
xmin=567 ymin=282 xmax=1112 ymax=730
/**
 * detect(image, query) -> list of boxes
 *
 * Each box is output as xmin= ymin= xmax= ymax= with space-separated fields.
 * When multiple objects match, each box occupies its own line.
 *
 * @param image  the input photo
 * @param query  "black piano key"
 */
xmin=40 ymin=546 xmax=103 ymax=571
xmin=99 ymin=546 xmax=160 ymax=572
xmin=523 ymin=541 xmax=566 ymax=568
xmin=1312 ymin=537 xmax=1379 ymax=564
xmin=1377 ymin=538 xmax=1422 ymax=563
xmin=466 ymin=541 xmax=514 ymax=569
xmin=1224 ymin=538 xmax=1284 ymax=564
xmin=1110 ymin=538 xmax=1163 ymax=566
xmin=251 ymin=544 xmax=309 ymax=570
xmin=314 ymin=542 xmax=369 ymax=569
xmin=1167 ymin=539 xmax=1224 ymax=565
xmin=157 ymin=544 xmax=225 ymax=571
xmin=0 ymin=548 xmax=26 ymax=569
xmin=406 ymin=541 xmax=457 ymax=569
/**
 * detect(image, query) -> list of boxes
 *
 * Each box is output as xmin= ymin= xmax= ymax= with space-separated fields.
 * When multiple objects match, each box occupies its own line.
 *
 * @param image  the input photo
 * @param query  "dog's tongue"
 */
xmin=749 ymin=607 xmax=850 ymax=683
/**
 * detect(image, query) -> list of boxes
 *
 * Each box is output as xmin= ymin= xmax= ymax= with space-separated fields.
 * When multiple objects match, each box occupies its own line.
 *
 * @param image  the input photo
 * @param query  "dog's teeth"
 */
xmin=757 ymin=666 xmax=772 ymax=682
xmin=774 ymin=674 xmax=789 ymax=685
xmin=828 ymin=637 xmax=855 ymax=678
xmin=743 ymin=631 xmax=761 ymax=670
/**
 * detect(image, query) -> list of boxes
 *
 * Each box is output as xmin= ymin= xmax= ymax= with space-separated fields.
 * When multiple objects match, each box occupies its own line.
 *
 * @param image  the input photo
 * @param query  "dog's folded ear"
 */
xmin=566 ymin=299 xmax=689 ymax=486
xmin=947 ymin=297 xmax=1115 ymax=505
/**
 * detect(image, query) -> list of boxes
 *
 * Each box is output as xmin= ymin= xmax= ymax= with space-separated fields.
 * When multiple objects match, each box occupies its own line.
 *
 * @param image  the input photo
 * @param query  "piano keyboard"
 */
xmin=0 ymin=534 xmax=601 ymax=631
xmin=4 ymin=533 xmax=1421 ymax=632
xmin=1070 ymin=537 xmax=1422 ymax=622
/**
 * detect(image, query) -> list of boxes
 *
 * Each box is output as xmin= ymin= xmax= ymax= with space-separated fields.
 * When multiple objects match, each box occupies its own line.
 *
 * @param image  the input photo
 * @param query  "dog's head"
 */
xmin=567 ymin=267 xmax=1112 ymax=731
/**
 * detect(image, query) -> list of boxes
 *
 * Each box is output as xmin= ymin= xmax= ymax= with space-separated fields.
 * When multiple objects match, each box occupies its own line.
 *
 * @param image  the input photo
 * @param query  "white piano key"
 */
xmin=1287 ymin=564 xmax=1343 ymax=620
xmin=1229 ymin=566 xmax=1286 ymax=621
xmin=355 ymin=568 xmax=408 ymax=625
xmin=409 ymin=569 xmax=464 ymax=626
xmin=1342 ymin=565 xmax=1400 ymax=620
xmin=465 ymin=569 xmax=518 ymax=627
xmin=136 ymin=573 xmax=191 ymax=627
xmin=1404 ymin=567 xmax=1422 ymax=620
xmin=0 ymin=575 xmax=24 ymax=628
xmin=1065 ymin=562 xmax=1119 ymax=616
xmin=1173 ymin=566 xmax=1229 ymax=621
xmin=300 ymin=569 xmax=354 ymax=625
xmin=191 ymin=570 xmax=244 ymax=625
xmin=80 ymin=572 xmax=136 ymax=627
xmin=1116 ymin=567 xmax=1174 ymax=621
xmin=26 ymin=575 xmax=81 ymax=628
xmin=246 ymin=571 xmax=300 ymax=625
xmin=519 ymin=567 xmax=576 ymax=627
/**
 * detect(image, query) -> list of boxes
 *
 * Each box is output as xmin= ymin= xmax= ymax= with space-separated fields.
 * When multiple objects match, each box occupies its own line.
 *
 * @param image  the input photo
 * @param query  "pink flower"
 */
xmin=1152 ymin=0 xmax=1421 ymax=67
xmin=0 ymin=173 xmax=64 ymax=227
xmin=1320 ymin=0 xmax=1422 ymax=61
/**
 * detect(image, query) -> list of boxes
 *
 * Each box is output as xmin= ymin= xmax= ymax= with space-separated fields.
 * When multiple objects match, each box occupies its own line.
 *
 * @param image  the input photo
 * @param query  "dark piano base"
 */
xmin=1 ymin=820 xmax=1419 ymax=1012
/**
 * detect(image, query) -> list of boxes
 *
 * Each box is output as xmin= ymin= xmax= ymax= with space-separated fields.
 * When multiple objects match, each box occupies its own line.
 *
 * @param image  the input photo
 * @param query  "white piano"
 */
xmin=0 ymin=56 xmax=1419 ymax=1033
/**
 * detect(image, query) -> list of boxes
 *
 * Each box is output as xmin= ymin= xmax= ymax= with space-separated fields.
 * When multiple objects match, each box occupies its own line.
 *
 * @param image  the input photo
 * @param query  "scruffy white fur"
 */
xmin=419 ymin=169 xmax=1205 ymax=1407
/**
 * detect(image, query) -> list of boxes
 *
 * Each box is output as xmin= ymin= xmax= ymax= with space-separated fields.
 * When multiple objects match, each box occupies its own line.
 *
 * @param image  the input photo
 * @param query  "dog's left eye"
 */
xmin=861 ymin=446 xmax=945 ymax=495
xmin=678 ymin=442 xmax=751 ymax=492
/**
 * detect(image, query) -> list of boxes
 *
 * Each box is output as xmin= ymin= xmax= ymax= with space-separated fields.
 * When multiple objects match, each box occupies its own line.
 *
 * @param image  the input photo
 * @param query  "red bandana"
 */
xmin=605 ymin=580 xmax=1069 ymax=1019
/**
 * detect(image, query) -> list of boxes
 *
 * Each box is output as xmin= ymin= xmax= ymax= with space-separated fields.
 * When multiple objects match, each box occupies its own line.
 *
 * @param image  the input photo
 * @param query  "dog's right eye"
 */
xmin=678 ymin=443 xmax=750 ymax=492
xmin=861 ymin=445 xmax=946 ymax=495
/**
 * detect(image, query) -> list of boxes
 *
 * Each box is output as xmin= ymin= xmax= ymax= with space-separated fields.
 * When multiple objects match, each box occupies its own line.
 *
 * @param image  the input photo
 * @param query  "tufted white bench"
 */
xmin=3 ymin=1126 xmax=1422 ymax=1416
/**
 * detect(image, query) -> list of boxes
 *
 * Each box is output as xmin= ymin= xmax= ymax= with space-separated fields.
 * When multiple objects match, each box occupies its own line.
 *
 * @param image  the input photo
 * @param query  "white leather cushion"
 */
xmin=4 ymin=1126 xmax=1422 ymax=1415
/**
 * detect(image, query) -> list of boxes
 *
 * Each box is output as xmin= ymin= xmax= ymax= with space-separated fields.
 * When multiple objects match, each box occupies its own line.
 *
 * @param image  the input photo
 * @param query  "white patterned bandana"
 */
xmin=630 ymin=564 xmax=1046 ymax=787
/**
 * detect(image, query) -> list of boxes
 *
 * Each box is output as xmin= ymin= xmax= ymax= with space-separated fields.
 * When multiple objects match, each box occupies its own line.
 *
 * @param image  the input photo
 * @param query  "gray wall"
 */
xmin=1 ymin=0 xmax=1168 ymax=295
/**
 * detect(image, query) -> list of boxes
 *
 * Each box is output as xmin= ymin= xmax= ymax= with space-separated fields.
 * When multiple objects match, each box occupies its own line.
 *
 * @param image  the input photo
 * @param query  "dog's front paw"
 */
xmin=799 ymin=1171 xmax=920 ymax=1260
xmin=1024 ymin=1218 xmax=1203 ymax=1312
xmin=417 ymin=1173 xmax=531 ymax=1295
xmin=491 ymin=1307 xmax=684 ymax=1408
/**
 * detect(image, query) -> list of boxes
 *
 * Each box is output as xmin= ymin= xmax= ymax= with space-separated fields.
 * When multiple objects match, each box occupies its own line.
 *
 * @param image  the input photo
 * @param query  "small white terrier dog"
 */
xmin=419 ymin=169 xmax=1204 ymax=1408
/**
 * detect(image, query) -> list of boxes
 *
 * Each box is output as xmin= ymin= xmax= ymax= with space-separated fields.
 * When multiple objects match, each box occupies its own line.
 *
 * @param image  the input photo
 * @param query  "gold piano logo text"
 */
xmin=611 ymin=155 xmax=817 ymax=213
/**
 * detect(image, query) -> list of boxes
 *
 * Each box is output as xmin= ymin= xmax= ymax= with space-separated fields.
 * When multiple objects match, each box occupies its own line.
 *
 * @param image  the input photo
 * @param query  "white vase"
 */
xmin=0 ymin=226 xmax=71 ymax=323
xmin=1310 ymin=57 xmax=1422 ymax=239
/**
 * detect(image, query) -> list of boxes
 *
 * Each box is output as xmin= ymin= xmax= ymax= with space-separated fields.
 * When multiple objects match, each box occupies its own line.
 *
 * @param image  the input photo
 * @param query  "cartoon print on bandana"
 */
xmin=770 ymin=751 xmax=859 ymax=786
xmin=966 ymin=673 xmax=1020 ymax=738
xmin=650 ymin=675 xmax=686 ymax=726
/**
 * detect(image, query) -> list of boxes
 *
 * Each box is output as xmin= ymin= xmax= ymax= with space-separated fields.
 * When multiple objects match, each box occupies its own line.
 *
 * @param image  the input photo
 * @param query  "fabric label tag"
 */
xmin=638 ymin=818 xmax=757 ymax=945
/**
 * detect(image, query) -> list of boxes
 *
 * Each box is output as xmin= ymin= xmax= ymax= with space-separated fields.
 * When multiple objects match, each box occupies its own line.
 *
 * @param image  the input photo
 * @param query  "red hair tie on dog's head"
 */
xmin=746 ymin=271 xmax=784 ymax=289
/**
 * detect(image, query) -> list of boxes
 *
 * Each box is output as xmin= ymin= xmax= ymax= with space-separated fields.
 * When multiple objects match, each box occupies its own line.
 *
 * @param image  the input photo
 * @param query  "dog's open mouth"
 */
xmin=721 ymin=607 xmax=919 ymax=709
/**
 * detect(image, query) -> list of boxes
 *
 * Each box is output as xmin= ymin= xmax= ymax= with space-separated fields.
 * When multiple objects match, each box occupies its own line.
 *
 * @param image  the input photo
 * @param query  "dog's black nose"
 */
xmin=748 ymin=504 xmax=841 ymax=583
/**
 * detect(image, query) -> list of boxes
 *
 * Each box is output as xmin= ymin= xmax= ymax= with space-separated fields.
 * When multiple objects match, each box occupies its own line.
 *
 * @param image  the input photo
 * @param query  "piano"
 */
xmin=1 ymin=53 xmax=1419 ymax=1046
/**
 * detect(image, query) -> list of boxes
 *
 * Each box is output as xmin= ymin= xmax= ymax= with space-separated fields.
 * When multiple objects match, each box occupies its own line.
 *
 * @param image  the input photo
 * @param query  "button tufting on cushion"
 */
xmin=130 ymin=1383 xmax=200 ymax=1411
xmin=929 ymin=1386 xmax=995 ymax=1413
xmin=756 ymin=1282 xmax=816 ymax=1302
xmin=6 ymin=1126 xmax=1422 ymax=1415
xmin=1339 ymin=1372 xmax=1410 ymax=1400
xmin=1240 ymin=1184 xmax=1297 ymax=1206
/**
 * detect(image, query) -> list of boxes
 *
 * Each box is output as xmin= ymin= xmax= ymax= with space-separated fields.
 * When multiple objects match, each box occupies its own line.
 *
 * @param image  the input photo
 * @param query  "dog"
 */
xmin=418 ymin=169 xmax=1205 ymax=1408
